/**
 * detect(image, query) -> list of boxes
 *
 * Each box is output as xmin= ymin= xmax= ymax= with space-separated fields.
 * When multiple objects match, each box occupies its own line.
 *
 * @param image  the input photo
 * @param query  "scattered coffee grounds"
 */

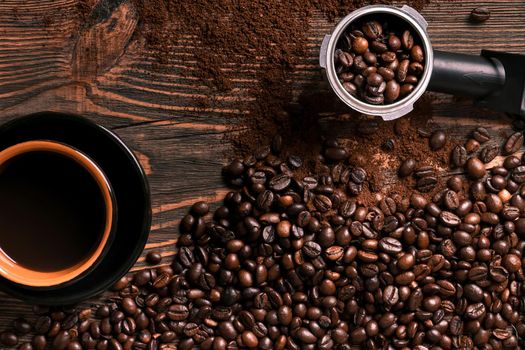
xmin=2 ymin=124 xmax=525 ymax=349
xmin=128 ymin=0 xmax=430 ymax=158
xmin=309 ymin=98 xmax=454 ymax=206
xmin=335 ymin=16 xmax=425 ymax=104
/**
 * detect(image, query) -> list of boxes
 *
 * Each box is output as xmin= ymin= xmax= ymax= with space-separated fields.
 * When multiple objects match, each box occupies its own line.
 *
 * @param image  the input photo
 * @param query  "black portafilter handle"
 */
xmin=428 ymin=50 xmax=525 ymax=116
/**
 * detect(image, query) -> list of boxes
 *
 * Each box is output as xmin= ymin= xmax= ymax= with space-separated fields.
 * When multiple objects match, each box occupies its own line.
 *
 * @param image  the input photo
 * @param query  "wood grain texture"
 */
xmin=0 ymin=0 xmax=524 ymax=331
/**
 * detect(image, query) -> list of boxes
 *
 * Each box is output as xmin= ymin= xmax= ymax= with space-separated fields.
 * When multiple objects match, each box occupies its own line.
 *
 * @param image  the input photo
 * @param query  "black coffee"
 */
xmin=0 ymin=151 xmax=106 ymax=272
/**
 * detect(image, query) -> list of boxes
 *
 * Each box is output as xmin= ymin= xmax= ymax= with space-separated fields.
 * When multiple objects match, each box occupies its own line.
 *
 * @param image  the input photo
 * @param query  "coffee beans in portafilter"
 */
xmin=3 ymin=128 xmax=525 ymax=350
xmin=335 ymin=17 xmax=425 ymax=105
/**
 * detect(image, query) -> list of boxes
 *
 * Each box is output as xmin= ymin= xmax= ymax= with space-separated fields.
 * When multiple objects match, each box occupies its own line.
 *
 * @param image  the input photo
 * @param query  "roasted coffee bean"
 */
xmin=473 ymin=127 xmax=490 ymax=143
xmin=350 ymin=167 xmax=367 ymax=184
xmin=362 ymin=21 xmax=382 ymax=39
xmin=429 ymin=130 xmax=446 ymax=151
xmin=397 ymin=253 xmax=415 ymax=270
xmin=504 ymin=131 xmax=524 ymax=154
xmin=152 ymin=272 xmax=172 ymax=289
xmin=363 ymin=95 xmax=385 ymax=105
xmin=51 ymin=331 xmax=70 ymax=350
xmin=400 ymin=84 xmax=414 ymax=97
xmin=60 ymin=314 xmax=77 ymax=330
xmin=503 ymin=253 xmax=521 ymax=272
xmin=269 ymin=174 xmax=291 ymax=191
xmin=410 ymin=45 xmax=424 ymax=63
xmin=416 ymin=176 xmax=437 ymax=193
xmin=313 ymin=195 xmax=332 ymax=212
xmin=466 ymin=138 xmax=481 ymax=153
xmin=450 ymin=145 xmax=467 ymax=168
xmin=466 ymin=157 xmax=486 ymax=178
xmin=396 ymin=271 xmax=415 ymax=285
xmin=465 ymin=303 xmax=486 ymax=320
xmin=296 ymin=327 xmax=316 ymax=344
xmin=336 ymin=50 xmax=353 ymax=68
xmin=32 ymin=336 xmax=46 ymax=350
xmin=470 ymin=7 xmax=491 ymax=22
xmin=480 ymin=143 xmax=499 ymax=163
xmin=381 ymin=51 xmax=396 ymax=63
xmin=443 ymin=190 xmax=459 ymax=209
xmin=324 ymin=147 xmax=348 ymax=162
xmin=133 ymin=270 xmax=151 ymax=286
xmin=13 ymin=318 xmax=31 ymax=335
xmin=504 ymin=155 xmax=520 ymax=169
xmin=367 ymin=81 xmax=386 ymax=97
xmin=367 ymin=73 xmax=384 ymax=87
xmin=383 ymin=285 xmax=399 ymax=306
xmin=464 ymin=284 xmax=483 ymax=302
xmin=398 ymin=159 xmax=416 ymax=177
xmin=469 ymin=265 xmax=488 ymax=281
xmin=382 ymin=138 xmax=395 ymax=152
xmin=370 ymin=40 xmax=388 ymax=53
xmin=447 ymin=175 xmax=463 ymax=192
xmin=437 ymin=280 xmax=456 ymax=296
xmin=34 ymin=316 xmax=52 ymax=335
xmin=146 ymin=251 xmax=162 ymax=265
xmin=325 ymin=246 xmax=344 ymax=261
xmin=378 ymin=67 xmax=394 ymax=81
xmin=512 ymin=165 xmax=525 ymax=182
xmin=342 ymin=82 xmax=357 ymax=95
xmin=384 ymin=80 xmax=400 ymax=102
xmin=277 ymin=306 xmax=292 ymax=326
xmin=302 ymin=241 xmax=322 ymax=258
xmin=399 ymin=29 xmax=413 ymax=49
xmin=363 ymin=51 xmax=377 ymax=66
xmin=0 ymin=332 xmax=18 ymax=347
xmin=409 ymin=62 xmax=424 ymax=75
xmin=167 ymin=305 xmax=189 ymax=321
xmin=378 ymin=237 xmax=402 ymax=254
xmin=397 ymin=59 xmax=410 ymax=83
xmin=440 ymin=211 xmax=461 ymax=226
xmin=414 ymin=165 xmax=434 ymax=178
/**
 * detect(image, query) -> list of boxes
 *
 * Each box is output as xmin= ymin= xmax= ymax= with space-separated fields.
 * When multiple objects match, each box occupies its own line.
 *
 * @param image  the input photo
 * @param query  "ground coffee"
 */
xmin=129 ymin=0 xmax=430 ymax=159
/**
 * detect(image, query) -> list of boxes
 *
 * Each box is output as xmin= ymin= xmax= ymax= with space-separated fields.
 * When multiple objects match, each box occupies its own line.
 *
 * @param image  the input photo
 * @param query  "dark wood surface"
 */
xmin=0 ymin=0 xmax=524 ymax=333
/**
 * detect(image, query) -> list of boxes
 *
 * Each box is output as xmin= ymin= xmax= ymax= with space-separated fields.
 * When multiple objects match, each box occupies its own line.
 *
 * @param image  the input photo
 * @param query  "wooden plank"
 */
xmin=0 ymin=0 xmax=523 ymax=333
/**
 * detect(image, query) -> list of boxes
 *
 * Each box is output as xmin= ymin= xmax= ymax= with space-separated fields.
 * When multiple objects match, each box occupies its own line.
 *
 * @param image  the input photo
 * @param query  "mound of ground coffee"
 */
xmin=129 ymin=0 xmax=430 ymax=159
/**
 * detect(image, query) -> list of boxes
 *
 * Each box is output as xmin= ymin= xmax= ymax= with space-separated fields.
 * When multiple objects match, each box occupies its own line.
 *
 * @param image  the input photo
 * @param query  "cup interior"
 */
xmin=0 ymin=140 xmax=115 ymax=287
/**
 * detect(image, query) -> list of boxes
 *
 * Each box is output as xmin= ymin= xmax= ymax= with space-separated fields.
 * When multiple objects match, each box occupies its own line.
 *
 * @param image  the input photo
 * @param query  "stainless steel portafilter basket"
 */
xmin=319 ymin=5 xmax=525 ymax=120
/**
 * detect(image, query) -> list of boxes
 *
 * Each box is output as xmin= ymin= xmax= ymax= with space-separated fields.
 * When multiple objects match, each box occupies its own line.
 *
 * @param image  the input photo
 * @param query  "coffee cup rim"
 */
xmin=0 ymin=140 xmax=117 ymax=287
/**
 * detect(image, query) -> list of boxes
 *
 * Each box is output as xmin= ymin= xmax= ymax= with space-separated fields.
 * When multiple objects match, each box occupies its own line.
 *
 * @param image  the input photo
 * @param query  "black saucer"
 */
xmin=0 ymin=112 xmax=151 ymax=305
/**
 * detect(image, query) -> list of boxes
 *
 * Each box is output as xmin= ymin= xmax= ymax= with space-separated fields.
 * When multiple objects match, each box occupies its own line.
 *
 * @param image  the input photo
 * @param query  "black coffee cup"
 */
xmin=0 ymin=140 xmax=118 ymax=287
xmin=0 ymin=112 xmax=151 ymax=305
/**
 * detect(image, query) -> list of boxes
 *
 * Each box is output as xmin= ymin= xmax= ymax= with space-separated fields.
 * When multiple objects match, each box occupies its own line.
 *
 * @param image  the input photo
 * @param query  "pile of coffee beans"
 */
xmin=398 ymin=129 xmax=447 ymax=193
xmin=2 ymin=126 xmax=525 ymax=350
xmin=335 ymin=17 xmax=425 ymax=104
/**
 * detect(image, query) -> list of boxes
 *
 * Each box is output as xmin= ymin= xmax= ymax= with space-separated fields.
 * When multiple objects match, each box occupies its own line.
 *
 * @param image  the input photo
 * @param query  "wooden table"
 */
xmin=0 ymin=0 xmax=524 ymax=332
